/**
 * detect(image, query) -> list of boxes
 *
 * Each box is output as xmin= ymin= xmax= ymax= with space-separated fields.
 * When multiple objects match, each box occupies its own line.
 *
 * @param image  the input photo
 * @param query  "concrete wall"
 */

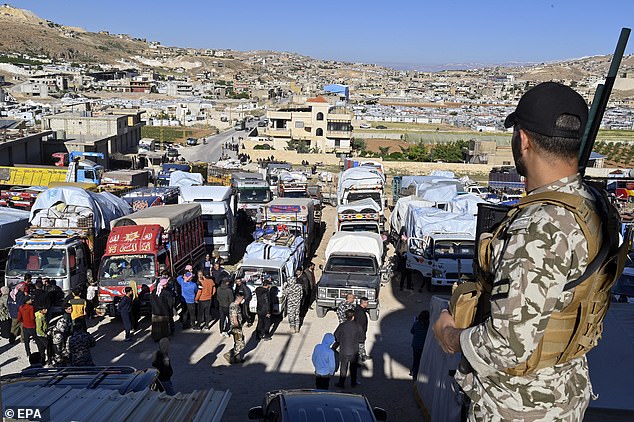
xmin=0 ymin=132 xmax=50 ymax=166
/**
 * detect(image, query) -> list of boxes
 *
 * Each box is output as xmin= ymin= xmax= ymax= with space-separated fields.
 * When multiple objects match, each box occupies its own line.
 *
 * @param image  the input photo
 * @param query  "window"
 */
xmin=316 ymin=112 xmax=324 ymax=121
xmin=334 ymin=139 xmax=341 ymax=147
xmin=316 ymin=128 xmax=323 ymax=136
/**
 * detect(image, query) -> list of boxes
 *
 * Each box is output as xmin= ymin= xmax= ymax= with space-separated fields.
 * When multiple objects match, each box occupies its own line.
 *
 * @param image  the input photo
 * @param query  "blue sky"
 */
xmin=8 ymin=0 xmax=634 ymax=67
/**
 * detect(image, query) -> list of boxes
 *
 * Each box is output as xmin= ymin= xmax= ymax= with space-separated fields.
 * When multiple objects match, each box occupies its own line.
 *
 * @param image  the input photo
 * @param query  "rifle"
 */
xmin=578 ymin=28 xmax=631 ymax=177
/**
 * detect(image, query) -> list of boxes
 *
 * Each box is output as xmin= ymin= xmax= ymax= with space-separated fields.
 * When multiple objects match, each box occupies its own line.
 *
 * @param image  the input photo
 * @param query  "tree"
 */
xmin=378 ymin=146 xmax=391 ymax=158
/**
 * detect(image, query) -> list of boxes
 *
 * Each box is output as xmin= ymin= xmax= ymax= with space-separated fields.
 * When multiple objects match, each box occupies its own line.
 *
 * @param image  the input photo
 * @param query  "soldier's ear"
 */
xmin=519 ymin=129 xmax=532 ymax=152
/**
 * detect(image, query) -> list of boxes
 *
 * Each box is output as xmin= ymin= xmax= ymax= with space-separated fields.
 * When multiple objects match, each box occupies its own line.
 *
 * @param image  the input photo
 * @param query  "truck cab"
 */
xmin=237 ymin=258 xmax=289 ymax=315
xmin=316 ymin=232 xmax=384 ymax=321
xmin=337 ymin=198 xmax=382 ymax=234
xmin=407 ymin=232 xmax=474 ymax=290
xmin=231 ymin=172 xmax=272 ymax=220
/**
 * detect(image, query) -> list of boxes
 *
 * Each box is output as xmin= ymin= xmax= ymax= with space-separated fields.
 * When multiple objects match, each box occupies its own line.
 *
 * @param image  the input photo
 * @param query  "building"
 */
xmin=0 ymin=122 xmax=53 ymax=166
xmin=263 ymin=96 xmax=353 ymax=154
xmin=42 ymin=111 xmax=144 ymax=159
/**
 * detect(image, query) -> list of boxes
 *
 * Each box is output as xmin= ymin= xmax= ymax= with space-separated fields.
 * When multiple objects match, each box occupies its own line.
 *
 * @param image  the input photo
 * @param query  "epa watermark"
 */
xmin=3 ymin=406 xmax=50 ymax=421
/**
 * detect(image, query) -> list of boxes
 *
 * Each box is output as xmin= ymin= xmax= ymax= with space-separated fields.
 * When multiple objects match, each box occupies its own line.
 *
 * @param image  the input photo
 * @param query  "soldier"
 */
xmin=224 ymin=291 xmax=245 ymax=364
xmin=433 ymin=82 xmax=619 ymax=421
xmin=286 ymin=269 xmax=304 ymax=334
xmin=336 ymin=293 xmax=355 ymax=324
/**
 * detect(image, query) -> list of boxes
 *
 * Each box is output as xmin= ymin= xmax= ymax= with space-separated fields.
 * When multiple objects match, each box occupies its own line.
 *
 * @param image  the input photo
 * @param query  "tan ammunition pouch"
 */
xmin=450 ymin=188 xmax=630 ymax=376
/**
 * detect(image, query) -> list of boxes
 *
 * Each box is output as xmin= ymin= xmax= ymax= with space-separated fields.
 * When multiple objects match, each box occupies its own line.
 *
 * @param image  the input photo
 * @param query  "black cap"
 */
xmin=504 ymin=82 xmax=588 ymax=139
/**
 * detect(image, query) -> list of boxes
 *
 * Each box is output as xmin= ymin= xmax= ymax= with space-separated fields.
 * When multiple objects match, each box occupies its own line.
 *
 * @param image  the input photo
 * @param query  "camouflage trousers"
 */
xmin=231 ymin=328 xmax=245 ymax=358
xmin=287 ymin=301 xmax=301 ymax=330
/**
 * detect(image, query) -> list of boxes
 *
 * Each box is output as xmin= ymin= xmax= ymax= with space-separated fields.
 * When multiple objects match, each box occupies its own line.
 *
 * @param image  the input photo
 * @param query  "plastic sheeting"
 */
xmin=337 ymin=198 xmax=381 ymax=214
xmin=0 ymin=208 xmax=30 ymax=249
xmin=446 ymin=194 xmax=487 ymax=216
xmin=243 ymin=235 xmax=305 ymax=276
xmin=416 ymin=296 xmax=463 ymax=422
xmin=278 ymin=171 xmax=307 ymax=183
xmin=338 ymin=167 xmax=385 ymax=192
xmin=325 ymin=231 xmax=383 ymax=263
xmin=30 ymin=187 xmax=132 ymax=235
xmin=406 ymin=205 xmax=476 ymax=239
xmin=169 ymin=170 xmax=203 ymax=187
xmin=390 ymin=196 xmax=435 ymax=235
xmin=417 ymin=183 xmax=458 ymax=203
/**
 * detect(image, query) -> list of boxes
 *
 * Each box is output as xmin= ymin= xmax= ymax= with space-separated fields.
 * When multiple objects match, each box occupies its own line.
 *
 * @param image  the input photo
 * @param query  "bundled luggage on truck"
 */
xmin=336 ymin=198 xmax=382 ymax=234
xmin=4 ymin=187 xmax=132 ymax=292
xmin=316 ymin=231 xmax=385 ymax=321
xmin=122 ymin=186 xmax=179 ymax=211
xmin=178 ymin=186 xmax=236 ymax=261
xmin=236 ymin=231 xmax=305 ymax=316
xmin=97 ymin=203 xmax=205 ymax=316
xmin=336 ymin=166 xmax=386 ymax=212
xmin=262 ymin=198 xmax=315 ymax=253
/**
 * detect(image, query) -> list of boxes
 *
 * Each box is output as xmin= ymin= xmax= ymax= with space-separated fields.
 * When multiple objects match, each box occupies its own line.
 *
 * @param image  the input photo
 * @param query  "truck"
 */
xmin=178 ymin=186 xmax=236 ymax=261
xmin=0 ymin=208 xmax=30 ymax=283
xmin=234 ymin=120 xmax=247 ymax=131
xmin=316 ymin=231 xmax=385 ymax=321
xmin=404 ymin=205 xmax=477 ymax=291
xmin=231 ymin=172 xmax=272 ymax=221
xmin=236 ymin=231 xmax=305 ymax=316
xmin=277 ymin=171 xmax=309 ymax=199
xmin=262 ymin=198 xmax=315 ymax=253
xmin=97 ymin=203 xmax=205 ymax=316
xmin=336 ymin=198 xmax=382 ymax=234
xmin=4 ymin=187 xmax=132 ymax=292
xmin=156 ymin=163 xmax=191 ymax=187
xmin=122 ymin=186 xmax=180 ymax=211
xmin=488 ymin=166 xmax=525 ymax=192
xmin=264 ymin=162 xmax=293 ymax=196
xmin=337 ymin=167 xmax=386 ymax=213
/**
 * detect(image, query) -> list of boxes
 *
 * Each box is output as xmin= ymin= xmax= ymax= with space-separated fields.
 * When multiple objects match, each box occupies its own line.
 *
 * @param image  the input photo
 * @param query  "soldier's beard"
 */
xmin=512 ymin=129 xmax=527 ymax=177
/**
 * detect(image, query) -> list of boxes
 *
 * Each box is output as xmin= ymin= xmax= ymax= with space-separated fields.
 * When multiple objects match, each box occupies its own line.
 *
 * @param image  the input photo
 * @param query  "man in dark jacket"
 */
xmin=211 ymin=262 xmax=229 ymax=287
xmin=304 ymin=262 xmax=317 ymax=309
xmin=118 ymin=287 xmax=133 ymax=342
xmin=7 ymin=282 xmax=27 ymax=344
xmin=354 ymin=297 xmax=370 ymax=362
xmin=334 ymin=309 xmax=364 ymax=388
xmin=68 ymin=321 xmax=96 ymax=366
xmin=234 ymin=278 xmax=253 ymax=326
xmin=254 ymin=279 xmax=273 ymax=340
xmin=216 ymin=278 xmax=234 ymax=337
xmin=151 ymin=276 xmax=174 ymax=341
xmin=31 ymin=279 xmax=49 ymax=312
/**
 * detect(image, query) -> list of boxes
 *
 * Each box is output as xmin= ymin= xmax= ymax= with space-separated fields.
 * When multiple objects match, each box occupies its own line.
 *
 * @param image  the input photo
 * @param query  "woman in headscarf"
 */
xmin=152 ymin=338 xmax=175 ymax=395
xmin=0 ymin=286 xmax=12 ymax=340
xmin=7 ymin=282 xmax=26 ymax=344
xmin=151 ymin=273 xmax=174 ymax=341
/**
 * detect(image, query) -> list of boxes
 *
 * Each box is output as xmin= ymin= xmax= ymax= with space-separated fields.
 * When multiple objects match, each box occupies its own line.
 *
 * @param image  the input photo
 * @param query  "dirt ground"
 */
xmin=0 ymin=205 xmax=440 ymax=420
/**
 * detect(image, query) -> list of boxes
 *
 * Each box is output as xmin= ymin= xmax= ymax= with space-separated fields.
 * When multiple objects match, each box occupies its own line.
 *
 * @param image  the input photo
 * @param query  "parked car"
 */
xmin=375 ymin=125 xmax=387 ymax=129
xmin=359 ymin=123 xmax=371 ymax=129
xmin=167 ymin=148 xmax=179 ymax=158
xmin=186 ymin=137 xmax=198 ymax=146
xmin=248 ymin=389 xmax=387 ymax=421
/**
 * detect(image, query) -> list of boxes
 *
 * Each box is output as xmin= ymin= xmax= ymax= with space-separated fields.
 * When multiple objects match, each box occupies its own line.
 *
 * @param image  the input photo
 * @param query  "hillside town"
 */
xmin=0 ymin=3 xmax=633 ymax=422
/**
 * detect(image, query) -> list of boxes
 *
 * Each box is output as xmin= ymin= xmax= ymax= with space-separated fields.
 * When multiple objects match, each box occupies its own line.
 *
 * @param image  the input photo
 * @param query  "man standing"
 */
xmin=18 ymin=296 xmax=46 ymax=361
xmin=69 ymin=288 xmax=87 ymax=327
xmin=211 ymin=262 xmax=229 ymax=288
xmin=224 ymin=291 xmax=245 ymax=364
xmin=433 ymin=82 xmax=620 ymax=421
xmin=304 ymin=262 xmax=317 ymax=309
xmin=336 ymin=293 xmax=355 ymax=324
xmin=354 ymin=297 xmax=371 ymax=362
xmin=234 ymin=277 xmax=253 ymax=327
xmin=312 ymin=333 xmax=336 ymax=389
xmin=286 ymin=270 xmax=303 ymax=334
xmin=68 ymin=321 xmax=96 ymax=366
xmin=254 ymin=279 xmax=273 ymax=340
xmin=7 ymin=282 xmax=27 ymax=343
xmin=195 ymin=269 xmax=215 ymax=330
xmin=177 ymin=265 xmax=197 ymax=329
xmin=217 ymin=278 xmax=234 ymax=337
xmin=118 ymin=287 xmax=134 ymax=342
xmin=334 ymin=309 xmax=363 ymax=388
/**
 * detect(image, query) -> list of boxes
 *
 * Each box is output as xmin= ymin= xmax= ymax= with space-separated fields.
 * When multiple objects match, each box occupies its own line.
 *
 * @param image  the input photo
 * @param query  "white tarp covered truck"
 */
xmin=316 ymin=231 xmax=385 ymax=321
xmin=262 ymin=198 xmax=315 ymax=253
xmin=4 ymin=187 xmax=132 ymax=292
xmin=336 ymin=167 xmax=386 ymax=213
xmin=336 ymin=198 xmax=382 ymax=234
xmin=178 ymin=186 xmax=236 ymax=261
xmin=236 ymin=232 xmax=305 ymax=315
xmin=405 ymin=205 xmax=479 ymax=291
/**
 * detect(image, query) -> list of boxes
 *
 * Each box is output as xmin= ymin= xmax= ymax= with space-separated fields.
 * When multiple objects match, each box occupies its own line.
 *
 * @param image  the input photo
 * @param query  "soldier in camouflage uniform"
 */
xmin=434 ymin=82 xmax=601 ymax=421
xmin=224 ymin=291 xmax=245 ymax=364
xmin=336 ymin=293 xmax=356 ymax=324
xmin=286 ymin=269 xmax=304 ymax=334
xmin=49 ymin=303 xmax=73 ymax=366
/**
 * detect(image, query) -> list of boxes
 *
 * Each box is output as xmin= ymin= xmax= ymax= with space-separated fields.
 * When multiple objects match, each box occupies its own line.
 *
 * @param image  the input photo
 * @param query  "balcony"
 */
xmin=263 ymin=128 xmax=291 ymax=138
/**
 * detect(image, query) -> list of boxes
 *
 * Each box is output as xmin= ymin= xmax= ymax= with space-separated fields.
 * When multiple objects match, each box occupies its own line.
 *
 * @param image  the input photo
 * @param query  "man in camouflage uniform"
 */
xmin=336 ymin=293 xmax=356 ymax=324
xmin=224 ymin=291 xmax=245 ymax=364
xmin=434 ymin=82 xmax=600 ymax=421
xmin=286 ymin=269 xmax=304 ymax=334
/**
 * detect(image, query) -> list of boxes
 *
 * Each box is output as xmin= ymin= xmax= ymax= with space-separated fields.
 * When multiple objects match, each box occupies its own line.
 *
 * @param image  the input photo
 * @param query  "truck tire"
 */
xmin=316 ymin=305 xmax=326 ymax=318
xmin=369 ymin=308 xmax=379 ymax=321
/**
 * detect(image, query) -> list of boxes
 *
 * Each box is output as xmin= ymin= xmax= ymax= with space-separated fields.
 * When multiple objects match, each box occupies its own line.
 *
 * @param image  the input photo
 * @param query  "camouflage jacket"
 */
xmin=457 ymin=175 xmax=595 ymax=421
xmin=229 ymin=302 xmax=242 ymax=329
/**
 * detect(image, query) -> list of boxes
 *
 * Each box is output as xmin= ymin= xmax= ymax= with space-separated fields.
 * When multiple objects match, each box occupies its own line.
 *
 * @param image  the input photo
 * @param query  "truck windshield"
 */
xmin=238 ymin=188 xmax=270 ymax=203
xmin=6 ymin=249 xmax=67 ymax=277
xmin=203 ymin=215 xmax=228 ymax=236
xmin=433 ymin=241 xmax=474 ymax=258
xmin=325 ymin=257 xmax=376 ymax=274
xmin=340 ymin=223 xmax=380 ymax=234
xmin=237 ymin=267 xmax=281 ymax=286
xmin=99 ymin=254 xmax=156 ymax=285
xmin=282 ymin=190 xmax=308 ymax=198
xmin=347 ymin=192 xmax=381 ymax=204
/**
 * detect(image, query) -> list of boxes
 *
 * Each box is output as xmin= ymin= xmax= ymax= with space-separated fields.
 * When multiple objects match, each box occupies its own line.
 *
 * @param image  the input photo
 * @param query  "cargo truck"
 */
xmin=4 ymin=187 xmax=132 ymax=292
xmin=122 ymin=186 xmax=180 ymax=211
xmin=231 ymin=172 xmax=272 ymax=221
xmin=316 ymin=232 xmax=385 ymax=321
xmin=336 ymin=198 xmax=382 ymax=234
xmin=178 ymin=186 xmax=236 ymax=261
xmin=97 ymin=203 xmax=205 ymax=316
xmin=337 ymin=167 xmax=386 ymax=213
xmin=262 ymin=198 xmax=315 ymax=253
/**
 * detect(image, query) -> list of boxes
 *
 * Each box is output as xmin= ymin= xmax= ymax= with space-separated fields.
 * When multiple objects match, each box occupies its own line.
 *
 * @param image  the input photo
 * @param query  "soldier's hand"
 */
xmin=433 ymin=309 xmax=461 ymax=354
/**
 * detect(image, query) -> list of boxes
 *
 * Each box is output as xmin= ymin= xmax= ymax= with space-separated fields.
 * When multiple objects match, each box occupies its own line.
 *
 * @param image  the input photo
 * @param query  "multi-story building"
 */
xmin=263 ymin=96 xmax=353 ymax=154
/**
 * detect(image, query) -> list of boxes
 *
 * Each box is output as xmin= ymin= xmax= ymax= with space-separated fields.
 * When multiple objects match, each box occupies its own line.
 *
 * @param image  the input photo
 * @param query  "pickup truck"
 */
xmin=316 ymin=232 xmax=385 ymax=321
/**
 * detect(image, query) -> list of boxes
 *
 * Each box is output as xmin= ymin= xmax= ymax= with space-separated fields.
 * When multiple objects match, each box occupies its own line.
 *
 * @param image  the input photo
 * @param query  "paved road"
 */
xmin=0 ymin=202 xmax=438 ymax=421
xmin=177 ymin=123 xmax=255 ymax=163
